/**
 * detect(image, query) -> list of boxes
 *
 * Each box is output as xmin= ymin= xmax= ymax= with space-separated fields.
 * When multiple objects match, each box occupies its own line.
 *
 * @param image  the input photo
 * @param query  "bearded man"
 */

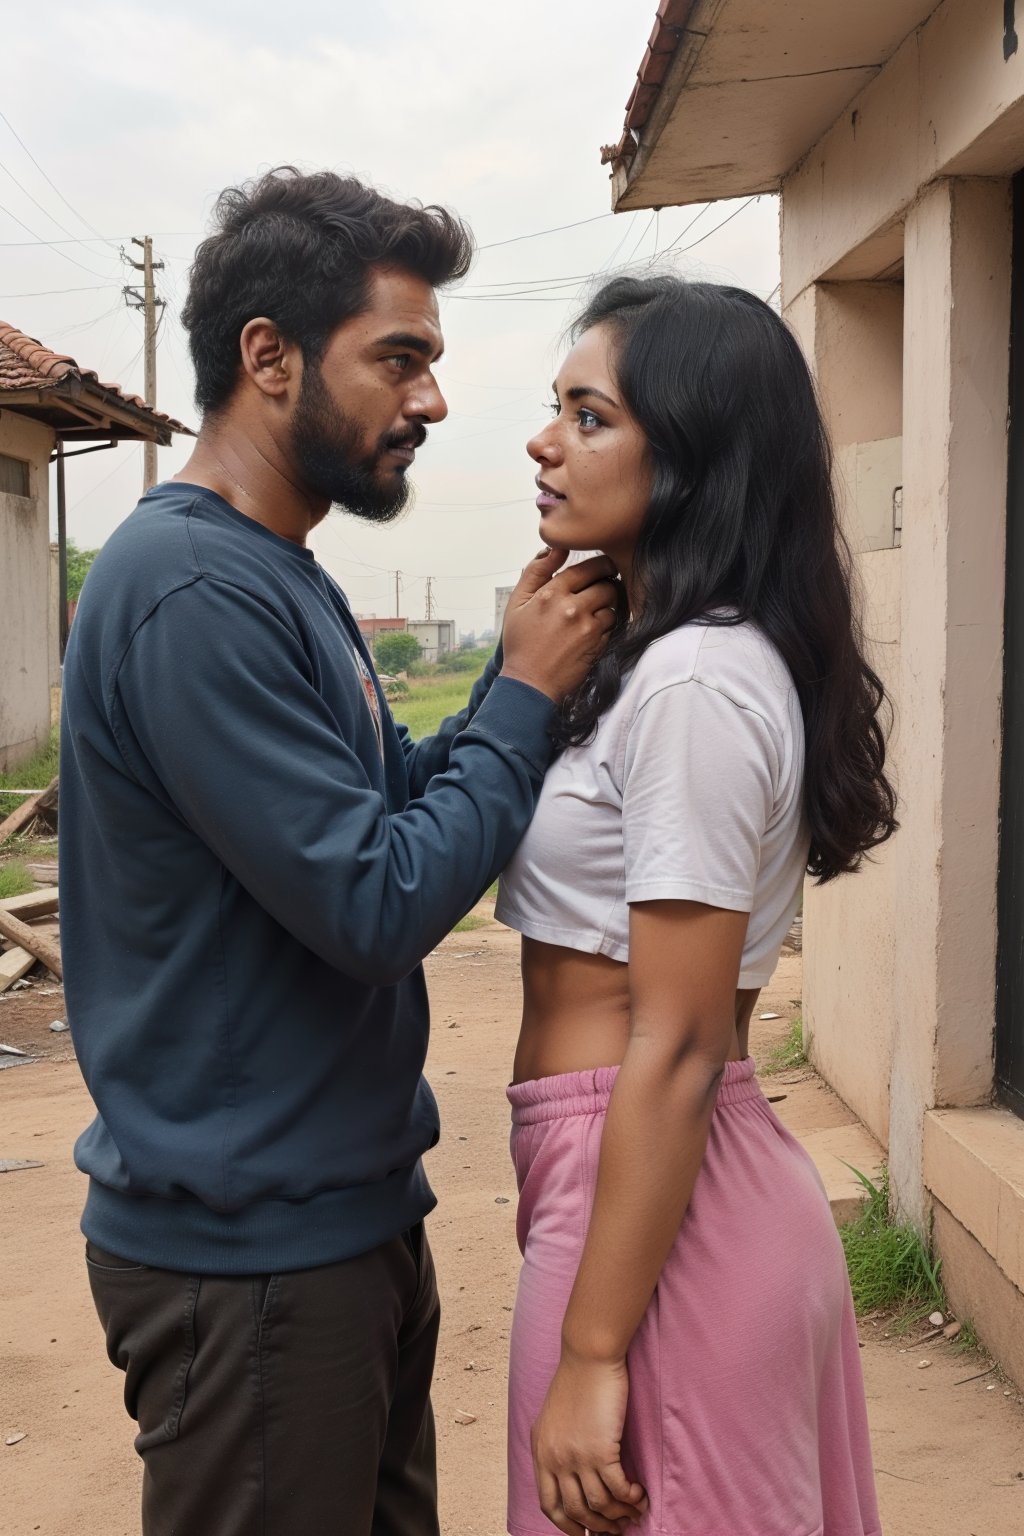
xmin=59 ymin=167 xmax=617 ymax=1536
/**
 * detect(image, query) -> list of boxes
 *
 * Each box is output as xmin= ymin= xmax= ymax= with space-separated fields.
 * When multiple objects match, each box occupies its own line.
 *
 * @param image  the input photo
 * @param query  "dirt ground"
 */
xmin=2 ymin=917 xmax=1023 ymax=1535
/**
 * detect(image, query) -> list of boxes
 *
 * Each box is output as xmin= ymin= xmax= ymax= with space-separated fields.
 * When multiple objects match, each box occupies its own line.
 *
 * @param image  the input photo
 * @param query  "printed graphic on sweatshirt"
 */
xmin=351 ymin=646 xmax=385 ymax=762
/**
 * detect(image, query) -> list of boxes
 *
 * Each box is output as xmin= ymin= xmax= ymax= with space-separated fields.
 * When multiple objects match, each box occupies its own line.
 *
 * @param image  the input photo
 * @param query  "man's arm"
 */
xmin=110 ymin=566 xmax=611 ymax=987
xmin=393 ymin=550 xmax=617 ymax=792
xmin=394 ymin=644 xmax=503 ymax=796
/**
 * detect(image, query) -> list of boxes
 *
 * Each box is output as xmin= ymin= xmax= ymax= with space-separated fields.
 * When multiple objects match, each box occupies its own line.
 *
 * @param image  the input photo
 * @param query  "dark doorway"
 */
xmin=996 ymin=171 xmax=1024 ymax=1117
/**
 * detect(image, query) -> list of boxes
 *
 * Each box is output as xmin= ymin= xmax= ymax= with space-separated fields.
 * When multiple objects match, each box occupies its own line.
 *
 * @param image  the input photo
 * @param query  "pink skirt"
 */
xmin=506 ymin=1058 xmax=881 ymax=1536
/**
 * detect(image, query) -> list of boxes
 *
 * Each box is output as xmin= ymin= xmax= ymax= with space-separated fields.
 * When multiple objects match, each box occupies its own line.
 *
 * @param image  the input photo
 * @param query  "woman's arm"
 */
xmin=531 ymin=897 xmax=748 ymax=1536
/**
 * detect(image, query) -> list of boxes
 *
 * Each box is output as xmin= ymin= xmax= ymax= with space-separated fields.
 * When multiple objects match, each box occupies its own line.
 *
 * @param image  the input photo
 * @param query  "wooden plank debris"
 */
xmin=0 ymin=777 xmax=57 ymax=844
xmin=0 ymin=909 xmax=61 ymax=979
xmin=0 ymin=947 xmax=36 ymax=996
xmin=0 ymin=889 xmax=59 ymax=921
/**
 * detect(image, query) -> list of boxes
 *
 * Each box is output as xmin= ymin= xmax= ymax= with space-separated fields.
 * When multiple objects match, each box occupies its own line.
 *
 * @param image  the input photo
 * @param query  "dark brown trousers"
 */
xmin=86 ymin=1226 xmax=440 ymax=1536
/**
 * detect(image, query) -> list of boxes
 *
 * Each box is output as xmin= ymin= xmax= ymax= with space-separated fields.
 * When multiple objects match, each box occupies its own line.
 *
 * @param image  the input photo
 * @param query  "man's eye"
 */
xmin=578 ymin=408 xmax=601 ymax=430
xmin=385 ymin=355 xmax=410 ymax=370
xmin=546 ymin=400 xmax=560 ymax=417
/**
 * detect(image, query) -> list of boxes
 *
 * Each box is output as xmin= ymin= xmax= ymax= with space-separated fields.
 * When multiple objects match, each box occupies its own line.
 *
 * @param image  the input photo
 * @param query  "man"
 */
xmin=59 ymin=167 xmax=617 ymax=1536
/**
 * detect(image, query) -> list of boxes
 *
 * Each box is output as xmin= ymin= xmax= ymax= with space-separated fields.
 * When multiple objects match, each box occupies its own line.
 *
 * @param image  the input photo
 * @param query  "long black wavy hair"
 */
xmin=556 ymin=274 xmax=897 ymax=882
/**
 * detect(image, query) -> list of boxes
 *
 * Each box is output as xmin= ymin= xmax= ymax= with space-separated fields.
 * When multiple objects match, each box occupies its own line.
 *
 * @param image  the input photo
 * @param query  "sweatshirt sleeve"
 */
xmin=111 ymin=578 xmax=553 ymax=986
xmin=394 ymin=645 xmax=504 ymax=795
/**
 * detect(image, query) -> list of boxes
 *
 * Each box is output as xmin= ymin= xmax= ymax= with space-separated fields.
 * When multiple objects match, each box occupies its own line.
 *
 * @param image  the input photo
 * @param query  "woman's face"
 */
xmin=527 ymin=324 xmax=652 ymax=571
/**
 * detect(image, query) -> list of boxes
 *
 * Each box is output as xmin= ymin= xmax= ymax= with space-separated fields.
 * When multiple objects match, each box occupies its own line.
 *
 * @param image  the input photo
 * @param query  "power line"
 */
xmin=69 ymin=445 xmax=141 ymax=512
xmin=660 ymin=200 xmax=712 ymax=254
xmin=0 ymin=109 xmax=120 ymax=251
xmin=477 ymin=212 xmax=615 ymax=250
xmin=0 ymin=283 xmax=114 ymax=298
xmin=0 ymin=197 xmax=113 ymax=280
xmin=0 ymin=232 xmax=199 ymax=247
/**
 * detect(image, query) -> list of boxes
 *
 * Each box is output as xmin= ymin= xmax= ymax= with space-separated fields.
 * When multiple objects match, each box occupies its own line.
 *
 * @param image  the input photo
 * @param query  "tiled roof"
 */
xmin=0 ymin=321 xmax=191 ymax=435
xmin=600 ymin=0 xmax=694 ymax=169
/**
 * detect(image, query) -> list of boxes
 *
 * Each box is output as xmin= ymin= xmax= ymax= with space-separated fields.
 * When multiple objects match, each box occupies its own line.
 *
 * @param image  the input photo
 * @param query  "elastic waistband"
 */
xmin=507 ymin=1056 xmax=762 ymax=1125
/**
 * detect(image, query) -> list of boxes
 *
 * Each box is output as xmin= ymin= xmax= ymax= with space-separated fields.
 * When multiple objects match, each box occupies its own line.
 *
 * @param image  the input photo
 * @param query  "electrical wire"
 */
xmin=0 ymin=198 xmax=113 ymax=279
xmin=69 ymin=445 xmax=141 ymax=512
xmin=0 ymin=109 xmax=121 ymax=251
xmin=476 ymin=211 xmax=615 ymax=251
xmin=0 ymin=283 xmax=114 ymax=299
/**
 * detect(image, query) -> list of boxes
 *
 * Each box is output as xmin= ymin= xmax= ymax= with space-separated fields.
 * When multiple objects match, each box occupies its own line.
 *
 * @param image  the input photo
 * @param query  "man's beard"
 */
xmin=291 ymin=363 xmax=426 ymax=525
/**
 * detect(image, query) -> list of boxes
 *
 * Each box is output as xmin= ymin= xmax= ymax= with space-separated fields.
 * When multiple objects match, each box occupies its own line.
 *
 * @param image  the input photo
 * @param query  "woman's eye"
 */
xmin=578 ymin=407 xmax=601 ymax=430
xmin=546 ymin=400 xmax=560 ymax=417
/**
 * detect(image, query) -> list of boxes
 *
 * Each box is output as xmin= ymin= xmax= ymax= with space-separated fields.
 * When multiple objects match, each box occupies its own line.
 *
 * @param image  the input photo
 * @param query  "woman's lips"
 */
xmin=536 ymin=488 xmax=565 ymax=511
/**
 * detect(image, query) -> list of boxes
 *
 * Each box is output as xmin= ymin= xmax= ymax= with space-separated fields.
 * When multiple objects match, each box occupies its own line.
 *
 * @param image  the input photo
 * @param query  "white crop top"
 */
xmin=496 ymin=620 xmax=809 ymax=988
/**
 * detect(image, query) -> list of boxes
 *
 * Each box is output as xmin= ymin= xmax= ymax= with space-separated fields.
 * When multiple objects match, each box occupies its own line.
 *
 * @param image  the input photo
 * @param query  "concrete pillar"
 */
xmin=889 ymin=178 xmax=1012 ymax=1225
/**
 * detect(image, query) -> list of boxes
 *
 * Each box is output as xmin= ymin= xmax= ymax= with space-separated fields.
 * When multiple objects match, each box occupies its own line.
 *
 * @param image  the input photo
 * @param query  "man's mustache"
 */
xmin=380 ymin=425 xmax=428 ymax=454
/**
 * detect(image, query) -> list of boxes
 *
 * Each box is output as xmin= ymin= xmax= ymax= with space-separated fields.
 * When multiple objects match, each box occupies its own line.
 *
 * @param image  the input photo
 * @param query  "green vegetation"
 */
xmin=391 ymin=652 xmax=491 ymax=739
xmin=840 ymin=1166 xmax=945 ymax=1322
xmin=761 ymin=1016 xmax=808 ymax=1075
xmin=66 ymin=539 xmax=100 ymax=603
xmin=0 ymin=728 xmax=60 ymax=823
xmin=374 ymin=631 xmax=423 ymax=674
xmin=949 ymin=1317 xmax=979 ymax=1353
xmin=0 ymin=860 xmax=35 ymax=899
xmin=453 ymin=912 xmax=490 ymax=934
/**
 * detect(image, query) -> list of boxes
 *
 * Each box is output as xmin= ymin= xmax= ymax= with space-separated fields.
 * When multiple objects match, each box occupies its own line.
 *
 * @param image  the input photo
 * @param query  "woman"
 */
xmin=495 ymin=275 xmax=896 ymax=1536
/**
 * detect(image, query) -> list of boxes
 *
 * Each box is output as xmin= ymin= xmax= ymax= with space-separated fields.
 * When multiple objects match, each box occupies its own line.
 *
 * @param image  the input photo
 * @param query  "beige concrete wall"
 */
xmin=792 ymin=180 xmax=1010 ymax=1221
xmin=0 ymin=414 xmax=54 ymax=771
xmin=773 ymin=0 xmax=1023 ymax=1379
xmin=803 ymin=550 xmax=902 ymax=1149
xmin=888 ymin=178 xmax=1011 ymax=1224
xmin=781 ymin=0 xmax=1024 ymax=300
xmin=786 ymin=278 xmax=904 ymax=1148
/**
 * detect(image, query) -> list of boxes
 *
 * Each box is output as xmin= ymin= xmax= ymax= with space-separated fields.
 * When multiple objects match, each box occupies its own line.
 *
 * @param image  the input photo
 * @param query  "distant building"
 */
xmin=407 ymin=619 xmax=456 ymax=664
xmin=494 ymin=585 xmax=514 ymax=637
xmin=355 ymin=616 xmax=407 ymax=649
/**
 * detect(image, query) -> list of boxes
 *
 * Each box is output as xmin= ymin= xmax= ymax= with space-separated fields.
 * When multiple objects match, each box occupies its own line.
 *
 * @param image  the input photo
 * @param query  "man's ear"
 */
xmin=239 ymin=318 xmax=295 ymax=399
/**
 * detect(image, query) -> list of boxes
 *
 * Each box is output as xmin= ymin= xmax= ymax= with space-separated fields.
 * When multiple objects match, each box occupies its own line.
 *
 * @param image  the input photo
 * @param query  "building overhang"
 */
xmin=605 ymin=0 xmax=940 ymax=211
xmin=0 ymin=376 xmax=186 ymax=445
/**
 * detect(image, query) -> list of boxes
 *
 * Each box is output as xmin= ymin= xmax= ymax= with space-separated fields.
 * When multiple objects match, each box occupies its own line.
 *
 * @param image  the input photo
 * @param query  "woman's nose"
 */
xmin=527 ymin=423 xmax=560 ymax=464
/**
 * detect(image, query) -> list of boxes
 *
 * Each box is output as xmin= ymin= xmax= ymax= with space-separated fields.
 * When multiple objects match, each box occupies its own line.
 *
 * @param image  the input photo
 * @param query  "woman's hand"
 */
xmin=531 ymin=1350 xmax=649 ymax=1535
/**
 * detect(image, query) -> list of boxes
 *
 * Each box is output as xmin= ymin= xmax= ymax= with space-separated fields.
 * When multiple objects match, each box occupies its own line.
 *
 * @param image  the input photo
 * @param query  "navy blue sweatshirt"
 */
xmin=59 ymin=484 xmax=554 ymax=1273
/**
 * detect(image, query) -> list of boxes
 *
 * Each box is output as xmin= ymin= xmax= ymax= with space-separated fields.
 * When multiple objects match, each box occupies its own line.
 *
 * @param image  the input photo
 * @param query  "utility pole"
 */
xmin=425 ymin=576 xmax=435 ymax=621
xmin=124 ymin=236 xmax=165 ymax=492
xmin=394 ymin=570 xmax=402 ymax=618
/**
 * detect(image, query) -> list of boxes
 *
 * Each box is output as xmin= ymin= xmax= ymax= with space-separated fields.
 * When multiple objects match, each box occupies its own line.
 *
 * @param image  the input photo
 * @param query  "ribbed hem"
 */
xmin=81 ymin=1160 xmax=436 ymax=1275
xmin=507 ymin=1056 xmax=761 ymax=1125
xmin=464 ymin=676 xmax=556 ymax=776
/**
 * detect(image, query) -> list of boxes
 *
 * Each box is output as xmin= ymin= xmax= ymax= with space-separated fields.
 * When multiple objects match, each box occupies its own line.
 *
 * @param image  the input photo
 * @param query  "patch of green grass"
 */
xmin=761 ymin=1016 xmax=808 ymax=1075
xmin=392 ymin=657 xmax=489 ymax=740
xmin=0 ymin=860 xmax=35 ymax=899
xmin=452 ymin=912 xmax=490 ymax=934
xmin=950 ymin=1317 xmax=980 ymax=1354
xmin=0 ymin=729 xmax=60 ymax=823
xmin=840 ymin=1166 xmax=945 ymax=1323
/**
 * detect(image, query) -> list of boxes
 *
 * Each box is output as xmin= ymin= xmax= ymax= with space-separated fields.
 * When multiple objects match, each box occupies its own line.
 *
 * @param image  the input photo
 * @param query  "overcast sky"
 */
xmin=2 ymin=0 xmax=779 ymax=634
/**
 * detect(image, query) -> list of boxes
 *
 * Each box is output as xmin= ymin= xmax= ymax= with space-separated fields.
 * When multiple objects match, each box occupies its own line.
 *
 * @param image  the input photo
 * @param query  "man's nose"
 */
xmin=406 ymin=375 xmax=448 ymax=424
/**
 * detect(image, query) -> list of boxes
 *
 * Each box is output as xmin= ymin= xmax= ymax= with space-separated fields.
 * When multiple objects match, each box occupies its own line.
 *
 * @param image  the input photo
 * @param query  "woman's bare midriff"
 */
xmin=512 ymin=936 xmax=760 ymax=1085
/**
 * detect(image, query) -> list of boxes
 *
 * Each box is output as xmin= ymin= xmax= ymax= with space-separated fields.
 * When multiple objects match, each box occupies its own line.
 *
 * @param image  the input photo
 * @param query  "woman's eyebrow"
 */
xmin=564 ymin=385 xmax=620 ymax=409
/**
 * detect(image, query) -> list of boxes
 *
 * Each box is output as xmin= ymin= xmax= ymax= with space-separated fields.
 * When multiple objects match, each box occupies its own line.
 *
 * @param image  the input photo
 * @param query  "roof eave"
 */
xmin=0 ymin=376 xmax=192 ymax=444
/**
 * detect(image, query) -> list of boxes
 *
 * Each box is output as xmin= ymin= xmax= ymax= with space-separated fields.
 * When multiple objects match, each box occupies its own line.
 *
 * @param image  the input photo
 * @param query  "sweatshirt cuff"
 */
xmin=464 ymin=675 xmax=556 ymax=775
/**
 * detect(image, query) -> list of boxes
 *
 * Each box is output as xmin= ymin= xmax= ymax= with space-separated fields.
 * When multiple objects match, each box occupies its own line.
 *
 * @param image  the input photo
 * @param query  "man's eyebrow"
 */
xmin=374 ymin=330 xmax=443 ymax=361
xmin=564 ymin=385 xmax=620 ymax=409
